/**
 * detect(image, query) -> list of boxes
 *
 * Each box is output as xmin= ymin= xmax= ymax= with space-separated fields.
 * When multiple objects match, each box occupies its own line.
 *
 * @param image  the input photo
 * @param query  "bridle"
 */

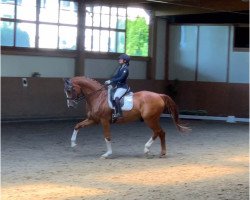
xmin=65 ymin=84 xmax=106 ymax=104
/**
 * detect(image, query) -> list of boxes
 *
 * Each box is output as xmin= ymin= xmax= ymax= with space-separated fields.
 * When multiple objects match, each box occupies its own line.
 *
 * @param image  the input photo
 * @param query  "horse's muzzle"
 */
xmin=67 ymin=99 xmax=78 ymax=108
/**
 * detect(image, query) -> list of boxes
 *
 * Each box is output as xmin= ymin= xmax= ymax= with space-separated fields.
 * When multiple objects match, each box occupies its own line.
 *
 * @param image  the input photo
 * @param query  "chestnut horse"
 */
xmin=64 ymin=76 xmax=189 ymax=158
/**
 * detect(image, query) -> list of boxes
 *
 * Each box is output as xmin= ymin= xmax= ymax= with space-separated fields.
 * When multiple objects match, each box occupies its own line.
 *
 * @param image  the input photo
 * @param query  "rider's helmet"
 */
xmin=118 ymin=54 xmax=130 ymax=64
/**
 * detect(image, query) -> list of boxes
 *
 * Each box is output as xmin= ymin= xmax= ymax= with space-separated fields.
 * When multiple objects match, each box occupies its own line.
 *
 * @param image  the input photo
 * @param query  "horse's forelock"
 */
xmin=63 ymin=78 xmax=73 ymax=90
xmin=64 ymin=78 xmax=71 ymax=84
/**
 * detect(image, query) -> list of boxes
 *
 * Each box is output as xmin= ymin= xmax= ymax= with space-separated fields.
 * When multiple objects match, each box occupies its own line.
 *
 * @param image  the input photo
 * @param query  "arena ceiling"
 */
xmin=85 ymin=0 xmax=249 ymax=16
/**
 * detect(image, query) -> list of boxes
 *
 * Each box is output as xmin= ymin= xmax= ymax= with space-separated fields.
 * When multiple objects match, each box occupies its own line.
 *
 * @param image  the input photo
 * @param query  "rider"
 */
xmin=105 ymin=53 xmax=130 ymax=120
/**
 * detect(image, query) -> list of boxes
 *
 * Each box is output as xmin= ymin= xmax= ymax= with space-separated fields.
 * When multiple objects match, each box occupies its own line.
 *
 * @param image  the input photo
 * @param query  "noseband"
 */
xmin=64 ymin=83 xmax=84 ymax=103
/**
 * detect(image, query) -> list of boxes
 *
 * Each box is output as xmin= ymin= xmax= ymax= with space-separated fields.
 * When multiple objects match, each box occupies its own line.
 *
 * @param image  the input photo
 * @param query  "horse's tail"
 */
xmin=160 ymin=94 xmax=191 ymax=133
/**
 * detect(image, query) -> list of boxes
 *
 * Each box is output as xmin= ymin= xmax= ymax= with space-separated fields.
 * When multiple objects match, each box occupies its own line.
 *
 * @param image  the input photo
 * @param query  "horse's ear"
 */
xmin=63 ymin=78 xmax=71 ymax=84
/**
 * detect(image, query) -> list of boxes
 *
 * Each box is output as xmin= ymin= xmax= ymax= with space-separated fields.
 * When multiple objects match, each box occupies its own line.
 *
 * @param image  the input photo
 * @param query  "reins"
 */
xmin=76 ymin=85 xmax=106 ymax=102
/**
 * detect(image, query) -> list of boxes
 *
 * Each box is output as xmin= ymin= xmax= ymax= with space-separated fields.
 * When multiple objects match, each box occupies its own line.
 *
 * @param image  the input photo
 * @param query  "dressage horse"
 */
xmin=64 ymin=76 xmax=190 ymax=158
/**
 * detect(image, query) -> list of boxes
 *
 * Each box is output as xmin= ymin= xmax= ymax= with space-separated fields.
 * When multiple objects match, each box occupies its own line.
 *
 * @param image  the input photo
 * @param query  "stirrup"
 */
xmin=112 ymin=112 xmax=122 ymax=123
xmin=113 ymin=112 xmax=121 ymax=118
xmin=112 ymin=113 xmax=118 ymax=123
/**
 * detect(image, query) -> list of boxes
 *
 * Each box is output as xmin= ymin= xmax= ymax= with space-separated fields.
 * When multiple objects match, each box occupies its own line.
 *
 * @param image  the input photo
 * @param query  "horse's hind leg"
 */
xmin=144 ymin=131 xmax=158 ymax=155
xmin=158 ymin=130 xmax=166 ymax=158
xmin=144 ymin=118 xmax=166 ymax=157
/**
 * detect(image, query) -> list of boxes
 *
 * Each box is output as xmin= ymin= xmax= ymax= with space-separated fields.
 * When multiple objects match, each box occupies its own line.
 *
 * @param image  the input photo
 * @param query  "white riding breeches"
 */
xmin=113 ymin=88 xmax=127 ymax=99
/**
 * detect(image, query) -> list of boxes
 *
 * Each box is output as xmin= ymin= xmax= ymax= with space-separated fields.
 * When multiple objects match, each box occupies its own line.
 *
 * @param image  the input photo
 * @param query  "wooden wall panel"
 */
xmin=168 ymin=81 xmax=249 ymax=117
xmin=1 ymin=78 xmax=167 ymax=121
xmin=1 ymin=78 xmax=85 ymax=121
xmin=1 ymin=78 xmax=248 ymax=121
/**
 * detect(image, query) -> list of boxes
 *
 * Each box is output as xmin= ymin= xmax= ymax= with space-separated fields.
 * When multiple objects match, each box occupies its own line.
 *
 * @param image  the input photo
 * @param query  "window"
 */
xmin=126 ymin=7 xmax=149 ymax=56
xmin=85 ymin=5 xmax=126 ymax=53
xmin=1 ymin=0 xmax=36 ymax=47
xmin=0 ymin=0 xmax=15 ymax=19
xmin=234 ymin=26 xmax=249 ymax=50
xmin=0 ymin=0 xmax=78 ymax=50
xmin=1 ymin=1 xmax=150 ymax=57
xmin=84 ymin=5 xmax=150 ymax=56
xmin=38 ymin=0 xmax=78 ymax=49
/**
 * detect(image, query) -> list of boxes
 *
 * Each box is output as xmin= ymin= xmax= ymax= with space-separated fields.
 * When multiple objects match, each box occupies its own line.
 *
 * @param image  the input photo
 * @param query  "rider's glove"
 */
xmin=105 ymin=80 xmax=111 ymax=85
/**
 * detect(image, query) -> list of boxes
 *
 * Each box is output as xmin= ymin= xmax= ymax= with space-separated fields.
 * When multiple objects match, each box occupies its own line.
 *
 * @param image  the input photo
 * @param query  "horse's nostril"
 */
xmin=67 ymin=100 xmax=76 ymax=108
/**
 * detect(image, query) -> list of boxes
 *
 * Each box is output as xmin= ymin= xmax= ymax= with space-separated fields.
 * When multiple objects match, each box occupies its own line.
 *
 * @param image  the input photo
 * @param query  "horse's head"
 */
xmin=63 ymin=78 xmax=84 ymax=108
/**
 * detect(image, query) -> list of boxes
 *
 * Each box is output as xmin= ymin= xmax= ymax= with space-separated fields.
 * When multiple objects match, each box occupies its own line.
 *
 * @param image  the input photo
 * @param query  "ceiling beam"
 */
xmin=84 ymin=0 xmax=249 ymax=16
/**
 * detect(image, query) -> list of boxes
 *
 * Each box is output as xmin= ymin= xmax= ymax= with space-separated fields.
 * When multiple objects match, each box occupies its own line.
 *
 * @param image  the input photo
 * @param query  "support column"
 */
xmin=75 ymin=1 xmax=85 ymax=76
xmin=147 ymin=13 xmax=157 ymax=80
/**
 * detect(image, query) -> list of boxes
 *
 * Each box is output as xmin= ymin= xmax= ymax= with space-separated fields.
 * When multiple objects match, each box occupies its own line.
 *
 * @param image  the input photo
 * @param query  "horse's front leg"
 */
xmin=100 ymin=119 xmax=112 ymax=158
xmin=71 ymin=119 xmax=95 ymax=147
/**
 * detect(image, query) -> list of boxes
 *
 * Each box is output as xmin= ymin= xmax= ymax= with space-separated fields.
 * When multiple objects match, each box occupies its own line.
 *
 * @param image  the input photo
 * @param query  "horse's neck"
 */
xmin=85 ymin=88 xmax=107 ymax=113
xmin=80 ymin=84 xmax=96 ymax=94
xmin=79 ymin=79 xmax=101 ymax=94
xmin=78 ymin=79 xmax=106 ymax=105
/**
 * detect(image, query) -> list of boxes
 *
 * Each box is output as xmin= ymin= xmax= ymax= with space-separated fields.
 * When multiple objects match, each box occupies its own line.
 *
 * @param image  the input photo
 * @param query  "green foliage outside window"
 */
xmin=126 ymin=17 xmax=149 ymax=57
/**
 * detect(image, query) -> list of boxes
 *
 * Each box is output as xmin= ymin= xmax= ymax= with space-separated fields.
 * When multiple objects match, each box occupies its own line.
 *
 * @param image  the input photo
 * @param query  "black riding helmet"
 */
xmin=118 ymin=54 xmax=130 ymax=64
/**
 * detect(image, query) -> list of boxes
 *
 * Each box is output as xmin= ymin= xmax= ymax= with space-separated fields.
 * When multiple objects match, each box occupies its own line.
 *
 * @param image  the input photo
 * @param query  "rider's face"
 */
xmin=118 ymin=59 xmax=124 ymax=64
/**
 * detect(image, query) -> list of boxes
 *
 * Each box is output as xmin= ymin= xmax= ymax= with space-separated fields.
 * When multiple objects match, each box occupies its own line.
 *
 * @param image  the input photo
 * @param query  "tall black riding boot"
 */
xmin=114 ymin=97 xmax=122 ymax=117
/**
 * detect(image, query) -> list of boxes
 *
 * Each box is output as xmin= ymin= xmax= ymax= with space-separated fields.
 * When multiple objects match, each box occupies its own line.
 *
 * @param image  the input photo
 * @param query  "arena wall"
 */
xmin=1 ymin=20 xmax=249 ymax=120
xmin=1 ymin=78 xmax=167 ymax=121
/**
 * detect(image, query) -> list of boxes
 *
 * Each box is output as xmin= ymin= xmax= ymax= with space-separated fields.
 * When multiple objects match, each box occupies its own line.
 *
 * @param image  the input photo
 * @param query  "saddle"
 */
xmin=107 ymin=86 xmax=133 ymax=111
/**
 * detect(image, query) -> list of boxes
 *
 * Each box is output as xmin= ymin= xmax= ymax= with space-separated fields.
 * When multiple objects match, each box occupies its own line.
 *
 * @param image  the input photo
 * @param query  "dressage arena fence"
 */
xmin=162 ymin=114 xmax=249 ymax=123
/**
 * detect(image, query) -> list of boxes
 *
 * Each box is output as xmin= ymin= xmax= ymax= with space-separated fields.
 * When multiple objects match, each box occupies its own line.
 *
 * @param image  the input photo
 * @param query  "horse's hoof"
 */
xmin=144 ymin=148 xmax=150 ymax=154
xmin=159 ymin=154 xmax=166 ymax=158
xmin=100 ymin=152 xmax=112 ymax=159
xmin=71 ymin=141 xmax=77 ymax=148
xmin=145 ymin=153 xmax=154 ymax=159
xmin=100 ymin=155 xmax=111 ymax=159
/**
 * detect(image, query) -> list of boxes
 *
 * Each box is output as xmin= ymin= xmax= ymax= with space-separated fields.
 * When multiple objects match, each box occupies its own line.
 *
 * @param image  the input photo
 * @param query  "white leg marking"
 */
xmin=101 ymin=138 xmax=112 ymax=158
xmin=71 ymin=129 xmax=78 ymax=147
xmin=144 ymin=137 xmax=154 ymax=154
xmin=65 ymin=92 xmax=70 ymax=107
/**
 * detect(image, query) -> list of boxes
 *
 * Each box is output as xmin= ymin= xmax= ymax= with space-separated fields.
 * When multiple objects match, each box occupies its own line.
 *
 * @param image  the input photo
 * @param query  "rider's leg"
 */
xmin=113 ymin=88 xmax=127 ymax=118
xmin=115 ymin=97 xmax=122 ymax=117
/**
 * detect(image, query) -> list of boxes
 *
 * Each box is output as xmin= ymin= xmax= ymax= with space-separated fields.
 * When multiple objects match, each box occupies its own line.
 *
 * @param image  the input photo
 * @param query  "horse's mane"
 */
xmin=73 ymin=76 xmax=103 ymax=89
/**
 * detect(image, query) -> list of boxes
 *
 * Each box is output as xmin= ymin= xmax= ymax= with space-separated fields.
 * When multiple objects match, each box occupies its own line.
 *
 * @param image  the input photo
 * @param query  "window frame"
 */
xmin=1 ymin=0 xmax=151 ymax=59
xmin=84 ymin=4 xmax=127 ymax=53
xmin=1 ymin=0 xmax=79 ymax=53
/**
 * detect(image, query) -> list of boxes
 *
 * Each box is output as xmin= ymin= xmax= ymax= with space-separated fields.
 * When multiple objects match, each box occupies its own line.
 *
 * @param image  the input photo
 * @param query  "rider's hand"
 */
xmin=105 ymin=80 xmax=111 ymax=85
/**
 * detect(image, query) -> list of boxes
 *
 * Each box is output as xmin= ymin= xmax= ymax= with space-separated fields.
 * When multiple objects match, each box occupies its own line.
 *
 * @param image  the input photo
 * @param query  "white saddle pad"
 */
xmin=108 ymin=92 xmax=134 ymax=111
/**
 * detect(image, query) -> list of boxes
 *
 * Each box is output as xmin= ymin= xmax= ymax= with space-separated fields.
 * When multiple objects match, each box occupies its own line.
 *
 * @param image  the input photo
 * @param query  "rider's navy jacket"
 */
xmin=110 ymin=63 xmax=129 ymax=89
